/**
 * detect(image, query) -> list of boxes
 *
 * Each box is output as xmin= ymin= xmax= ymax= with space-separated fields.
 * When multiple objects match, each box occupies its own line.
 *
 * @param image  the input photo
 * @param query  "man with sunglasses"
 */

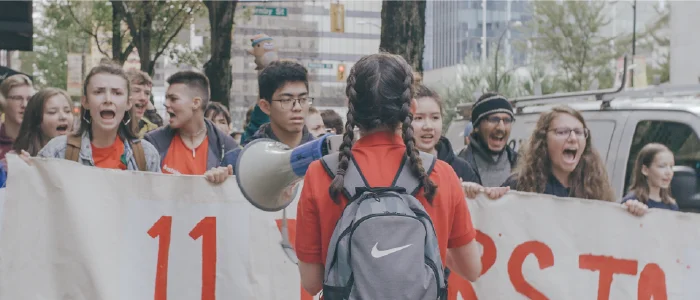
xmin=458 ymin=93 xmax=518 ymax=187
xmin=222 ymin=60 xmax=315 ymax=172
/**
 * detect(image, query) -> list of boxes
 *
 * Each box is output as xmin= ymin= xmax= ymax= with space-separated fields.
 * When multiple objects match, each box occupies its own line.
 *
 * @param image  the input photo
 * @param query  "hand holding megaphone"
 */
xmin=234 ymin=134 xmax=343 ymax=211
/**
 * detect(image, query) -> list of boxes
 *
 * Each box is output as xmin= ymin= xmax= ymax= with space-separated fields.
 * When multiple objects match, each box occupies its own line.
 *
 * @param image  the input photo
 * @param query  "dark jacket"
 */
xmin=144 ymin=118 xmax=239 ymax=171
xmin=457 ymin=134 xmax=518 ymax=186
xmin=222 ymin=122 xmax=316 ymax=172
xmin=501 ymin=174 xmax=571 ymax=198
xmin=435 ymin=137 xmax=479 ymax=183
xmin=241 ymin=104 xmax=269 ymax=143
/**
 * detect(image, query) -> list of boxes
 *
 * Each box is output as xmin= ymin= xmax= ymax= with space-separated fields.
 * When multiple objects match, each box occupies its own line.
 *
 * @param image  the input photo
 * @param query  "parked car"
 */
xmin=447 ymin=83 xmax=700 ymax=212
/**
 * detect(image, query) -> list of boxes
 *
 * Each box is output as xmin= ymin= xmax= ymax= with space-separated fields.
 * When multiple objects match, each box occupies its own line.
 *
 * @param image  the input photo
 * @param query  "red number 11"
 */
xmin=148 ymin=216 xmax=217 ymax=300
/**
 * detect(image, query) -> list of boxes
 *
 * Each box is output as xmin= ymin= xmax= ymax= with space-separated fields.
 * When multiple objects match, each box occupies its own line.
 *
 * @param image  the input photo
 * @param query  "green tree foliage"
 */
xmin=526 ymin=1 xmax=618 ymax=92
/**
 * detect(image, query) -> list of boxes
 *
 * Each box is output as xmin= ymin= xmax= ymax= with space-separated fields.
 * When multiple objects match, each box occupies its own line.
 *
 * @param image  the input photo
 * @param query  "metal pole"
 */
xmin=631 ymin=0 xmax=637 ymax=87
xmin=506 ymin=0 xmax=512 ymax=70
xmin=481 ymin=0 xmax=487 ymax=64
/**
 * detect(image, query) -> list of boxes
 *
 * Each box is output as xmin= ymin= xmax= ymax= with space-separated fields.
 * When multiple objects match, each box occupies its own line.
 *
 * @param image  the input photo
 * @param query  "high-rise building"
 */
xmin=424 ymin=0 xmax=532 ymax=71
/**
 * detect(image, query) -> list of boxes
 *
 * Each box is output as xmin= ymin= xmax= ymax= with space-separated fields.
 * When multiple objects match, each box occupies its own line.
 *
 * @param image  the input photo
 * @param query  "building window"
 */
xmin=624 ymin=120 xmax=700 ymax=193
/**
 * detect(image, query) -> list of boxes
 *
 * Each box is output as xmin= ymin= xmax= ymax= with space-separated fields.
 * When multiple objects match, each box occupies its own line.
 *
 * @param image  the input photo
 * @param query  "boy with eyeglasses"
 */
xmin=221 ymin=60 xmax=315 ymax=172
xmin=458 ymin=93 xmax=519 ymax=187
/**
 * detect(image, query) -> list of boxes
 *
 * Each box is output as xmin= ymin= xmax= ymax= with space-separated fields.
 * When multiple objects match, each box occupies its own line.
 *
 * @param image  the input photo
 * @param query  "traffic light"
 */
xmin=337 ymin=64 xmax=346 ymax=81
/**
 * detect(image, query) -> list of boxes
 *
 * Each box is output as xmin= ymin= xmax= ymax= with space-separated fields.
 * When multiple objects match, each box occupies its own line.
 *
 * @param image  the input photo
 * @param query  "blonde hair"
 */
xmin=0 ymin=74 xmax=33 ymax=109
xmin=125 ymin=69 xmax=153 ymax=87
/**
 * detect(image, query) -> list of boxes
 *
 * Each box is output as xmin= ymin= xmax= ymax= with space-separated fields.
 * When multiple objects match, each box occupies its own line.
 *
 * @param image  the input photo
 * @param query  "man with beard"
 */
xmin=458 ymin=93 xmax=518 ymax=187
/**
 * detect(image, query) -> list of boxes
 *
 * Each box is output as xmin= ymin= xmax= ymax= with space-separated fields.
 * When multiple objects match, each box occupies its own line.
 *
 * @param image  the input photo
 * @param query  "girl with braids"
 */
xmin=295 ymin=53 xmax=482 ymax=296
xmin=502 ymin=105 xmax=616 ymax=201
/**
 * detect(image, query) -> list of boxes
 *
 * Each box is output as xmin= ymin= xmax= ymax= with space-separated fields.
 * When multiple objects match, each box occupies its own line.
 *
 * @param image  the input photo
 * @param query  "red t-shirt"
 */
xmin=162 ymin=135 xmax=209 ymax=175
xmin=295 ymin=131 xmax=477 ymax=266
xmin=91 ymin=136 xmax=127 ymax=170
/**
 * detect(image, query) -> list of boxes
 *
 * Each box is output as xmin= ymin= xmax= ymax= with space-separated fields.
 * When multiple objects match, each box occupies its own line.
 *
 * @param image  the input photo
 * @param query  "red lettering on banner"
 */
xmin=507 ymin=241 xmax=554 ymax=300
xmin=638 ymin=263 xmax=668 ymax=300
xmin=275 ymin=219 xmax=314 ymax=300
xmin=190 ymin=217 xmax=217 ymax=300
xmin=448 ymin=231 xmax=497 ymax=300
xmin=148 ymin=216 xmax=173 ymax=300
xmin=579 ymin=255 xmax=638 ymax=300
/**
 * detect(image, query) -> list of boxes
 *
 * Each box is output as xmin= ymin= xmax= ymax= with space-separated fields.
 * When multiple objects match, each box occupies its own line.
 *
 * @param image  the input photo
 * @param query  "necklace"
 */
xmin=180 ymin=127 xmax=206 ymax=158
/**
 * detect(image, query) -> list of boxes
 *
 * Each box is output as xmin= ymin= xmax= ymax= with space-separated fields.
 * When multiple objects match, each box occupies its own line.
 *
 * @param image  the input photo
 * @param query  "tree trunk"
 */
xmin=203 ymin=1 xmax=236 ymax=107
xmin=138 ymin=7 xmax=154 ymax=75
xmin=111 ymin=1 xmax=123 ymax=63
xmin=379 ymin=0 xmax=426 ymax=73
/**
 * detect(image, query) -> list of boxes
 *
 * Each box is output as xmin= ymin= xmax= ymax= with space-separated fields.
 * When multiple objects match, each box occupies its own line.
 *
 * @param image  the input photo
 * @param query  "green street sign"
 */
xmin=243 ymin=6 xmax=288 ymax=17
xmin=308 ymin=63 xmax=333 ymax=69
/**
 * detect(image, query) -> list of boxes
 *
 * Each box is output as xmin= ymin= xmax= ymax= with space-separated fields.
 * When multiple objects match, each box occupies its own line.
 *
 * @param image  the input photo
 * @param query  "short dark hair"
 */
xmin=414 ymin=84 xmax=443 ymax=112
xmin=321 ymin=109 xmax=343 ymax=134
xmin=205 ymin=102 xmax=231 ymax=125
xmin=308 ymin=105 xmax=319 ymax=114
xmin=167 ymin=71 xmax=210 ymax=110
xmin=258 ymin=60 xmax=309 ymax=102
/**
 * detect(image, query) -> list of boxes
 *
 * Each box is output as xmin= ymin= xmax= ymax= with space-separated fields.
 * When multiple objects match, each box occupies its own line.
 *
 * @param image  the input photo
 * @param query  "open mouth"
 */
xmin=56 ymin=124 xmax=69 ymax=133
xmin=488 ymin=133 xmax=506 ymax=144
xmin=168 ymin=111 xmax=176 ymax=119
xmin=563 ymin=147 xmax=578 ymax=163
xmin=420 ymin=134 xmax=434 ymax=142
xmin=100 ymin=109 xmax=116 ymax=120
xmin=135 ymin=103 xmax=145 ymax=109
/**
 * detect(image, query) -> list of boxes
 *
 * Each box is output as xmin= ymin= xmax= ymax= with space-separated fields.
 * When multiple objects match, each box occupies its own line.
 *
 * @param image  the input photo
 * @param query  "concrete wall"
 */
xmin=670 ymin=1 xmax=700 ymax=84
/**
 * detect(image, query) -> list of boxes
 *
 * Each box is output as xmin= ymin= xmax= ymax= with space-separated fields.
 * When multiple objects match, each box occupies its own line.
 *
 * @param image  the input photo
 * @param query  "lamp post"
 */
xmin=630 ymin=0 xmax=637 ymax=87
xmin=493 ymin=21 xmax=521 ymax=92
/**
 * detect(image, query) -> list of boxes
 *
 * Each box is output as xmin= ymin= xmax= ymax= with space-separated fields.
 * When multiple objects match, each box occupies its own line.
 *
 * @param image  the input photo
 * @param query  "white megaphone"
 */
xmin=234 ymin=133 xmax=344 ymax=212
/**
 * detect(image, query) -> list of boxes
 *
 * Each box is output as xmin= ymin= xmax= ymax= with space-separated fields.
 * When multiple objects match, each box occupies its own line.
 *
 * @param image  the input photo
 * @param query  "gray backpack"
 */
xmin=319 ymin=152 xmax=447 ymax=300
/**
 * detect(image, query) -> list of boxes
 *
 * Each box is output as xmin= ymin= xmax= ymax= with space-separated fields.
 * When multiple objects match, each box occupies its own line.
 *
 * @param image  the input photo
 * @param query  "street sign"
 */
xmin=242 ymin=6 xmax=288 ymax=17
xmin=307 ymin=63 xmax=333 ymax=69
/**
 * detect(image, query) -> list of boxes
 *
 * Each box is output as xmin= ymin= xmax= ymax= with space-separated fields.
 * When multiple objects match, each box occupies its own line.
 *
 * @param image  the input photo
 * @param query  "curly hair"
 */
xmin=329 ymin=53 xmax=437 ymax=204
xmin=628 ymin=143 xmax=676 ymax=205
xmin=514 ymin=106 xmax=616 ymax=202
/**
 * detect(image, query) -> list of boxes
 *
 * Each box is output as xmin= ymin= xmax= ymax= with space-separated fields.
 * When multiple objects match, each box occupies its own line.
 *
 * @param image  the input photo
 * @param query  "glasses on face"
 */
xmin=7 ymin=95 xmax=27 ymax=102
xmin=549 ymin=127 xmax=589 ymax=139
xmin=272 ymin=97 xmax=313 ymax=110
xmin=485 ymin=115 xmax=515 ymax=125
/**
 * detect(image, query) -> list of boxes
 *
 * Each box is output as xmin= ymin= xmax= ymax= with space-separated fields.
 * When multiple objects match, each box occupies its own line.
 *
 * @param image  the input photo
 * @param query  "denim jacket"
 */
xmin=37 ymin=131 xmax=162 ymax=172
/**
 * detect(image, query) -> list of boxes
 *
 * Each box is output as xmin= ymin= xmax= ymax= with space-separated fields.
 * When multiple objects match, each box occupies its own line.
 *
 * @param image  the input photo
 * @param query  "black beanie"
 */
xmin=471 ymin=95 xmax=514 ymax=126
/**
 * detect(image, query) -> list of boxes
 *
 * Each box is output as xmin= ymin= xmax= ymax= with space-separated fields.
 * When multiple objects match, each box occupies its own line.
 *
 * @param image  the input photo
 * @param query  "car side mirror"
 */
xmin=671 ymin=166 xmax=700 ymax=211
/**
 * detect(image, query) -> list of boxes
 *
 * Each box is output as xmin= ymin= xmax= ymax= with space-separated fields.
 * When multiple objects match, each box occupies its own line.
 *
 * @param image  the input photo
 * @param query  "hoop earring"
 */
xmin=82 ymin=110 xmax=91 ymax=124
xmin=123 ymin=111 xmax=132 ymax=126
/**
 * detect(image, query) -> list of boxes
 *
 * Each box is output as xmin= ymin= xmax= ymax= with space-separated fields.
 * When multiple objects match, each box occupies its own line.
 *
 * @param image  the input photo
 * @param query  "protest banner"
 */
xmin=1 ymin=155 xmax=699 ymax=299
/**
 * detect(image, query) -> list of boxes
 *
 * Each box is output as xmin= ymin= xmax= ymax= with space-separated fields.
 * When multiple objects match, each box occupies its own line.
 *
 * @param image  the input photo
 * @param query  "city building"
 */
xmin=227 ymin=1 xmax=381 ymax=131
xmin=423 ymin=0 xmax=532 ymax=71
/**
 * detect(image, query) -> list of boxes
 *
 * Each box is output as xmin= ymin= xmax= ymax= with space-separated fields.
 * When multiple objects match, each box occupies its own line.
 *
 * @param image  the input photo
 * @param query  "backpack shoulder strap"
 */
xmin=319 ymin=153 xmax=369 ymax=201
xmin=393 ymin=152 xmax=437 ymax=196
xmin=130 ymin=140 xmax=148 ymax=171
xmin=65 ymin=134 xmax=82 ymax=162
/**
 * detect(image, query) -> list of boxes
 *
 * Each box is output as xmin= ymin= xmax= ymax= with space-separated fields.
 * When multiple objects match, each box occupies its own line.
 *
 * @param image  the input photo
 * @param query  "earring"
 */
xmin=82 ymin=110 xmax=91 ymax=124
xmin=123 ymin=111 xmax=132 ymax=126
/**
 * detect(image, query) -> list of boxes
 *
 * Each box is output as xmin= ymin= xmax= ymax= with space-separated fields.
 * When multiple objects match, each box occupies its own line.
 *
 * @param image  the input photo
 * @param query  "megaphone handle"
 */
xmin=280 ymin=208 xmax=299 ymax=264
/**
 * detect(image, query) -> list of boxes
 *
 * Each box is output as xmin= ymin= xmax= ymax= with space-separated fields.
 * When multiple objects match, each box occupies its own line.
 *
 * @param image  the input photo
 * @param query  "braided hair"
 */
xmin=329 ymin=53 xmax=437 ymax=204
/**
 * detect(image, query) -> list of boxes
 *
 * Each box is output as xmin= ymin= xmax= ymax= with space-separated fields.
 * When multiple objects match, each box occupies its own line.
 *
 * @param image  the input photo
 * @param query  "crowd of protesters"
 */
xmin=0 ymin=52 xmax=682 ymax=296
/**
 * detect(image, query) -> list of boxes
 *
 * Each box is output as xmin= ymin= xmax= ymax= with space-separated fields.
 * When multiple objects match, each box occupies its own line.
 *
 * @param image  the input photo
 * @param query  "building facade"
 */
xmin=424 ymin=0 xmax=532 ymax=71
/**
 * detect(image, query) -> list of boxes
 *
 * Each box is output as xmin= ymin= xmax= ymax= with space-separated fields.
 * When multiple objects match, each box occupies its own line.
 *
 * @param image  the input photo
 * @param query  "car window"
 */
xmin=585 ymin=120 xmax=616 ymax=161
xmin=624 ymin=120 xmax=700 ymax=193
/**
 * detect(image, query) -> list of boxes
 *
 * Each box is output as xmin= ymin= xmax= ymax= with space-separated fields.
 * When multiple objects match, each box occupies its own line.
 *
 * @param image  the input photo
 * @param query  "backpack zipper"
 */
xmin=425 ymin=256 xmax=441 ymax=299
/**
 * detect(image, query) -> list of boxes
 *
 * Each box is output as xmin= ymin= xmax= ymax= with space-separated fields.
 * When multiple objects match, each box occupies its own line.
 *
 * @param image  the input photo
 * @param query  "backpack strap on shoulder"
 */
xmin=65 ymin=134 xmax=82 ymax=162
xmin=393 ymin=152 xmax=437 ymax=196
xmin=130 ymin=140 xmax=148 ymax=171
xmin=320 ymin=153 xmax=369 ymax=201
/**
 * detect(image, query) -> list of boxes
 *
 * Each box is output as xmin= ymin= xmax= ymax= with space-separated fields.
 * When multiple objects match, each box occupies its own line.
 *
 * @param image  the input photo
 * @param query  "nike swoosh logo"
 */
xmin=371 ymin=242 xmax=412 ymax=258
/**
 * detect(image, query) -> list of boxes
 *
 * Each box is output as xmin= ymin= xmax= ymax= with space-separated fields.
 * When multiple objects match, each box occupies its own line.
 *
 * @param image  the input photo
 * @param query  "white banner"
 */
xmin=1 ymin=155 xmax=699 ymax=299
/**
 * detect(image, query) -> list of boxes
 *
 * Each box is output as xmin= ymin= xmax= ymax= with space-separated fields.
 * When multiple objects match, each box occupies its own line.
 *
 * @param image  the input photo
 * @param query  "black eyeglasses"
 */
xmin=485 ymin=116 xmax=515 ymax=125
xmin=549 ymin=127 xmax=589 ymax=139
xmin=271 ymin=97 xmax=313 ymax=110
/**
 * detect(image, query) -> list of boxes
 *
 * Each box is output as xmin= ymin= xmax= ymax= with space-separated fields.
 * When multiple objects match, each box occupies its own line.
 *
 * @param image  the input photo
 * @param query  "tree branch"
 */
xmin=152 ymin=20 xmax=188 ymax=68
xmin=64 ymin=4 xmax=110 ymax=57
xmin=152 ymin=4 xmax=190 ymax=52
